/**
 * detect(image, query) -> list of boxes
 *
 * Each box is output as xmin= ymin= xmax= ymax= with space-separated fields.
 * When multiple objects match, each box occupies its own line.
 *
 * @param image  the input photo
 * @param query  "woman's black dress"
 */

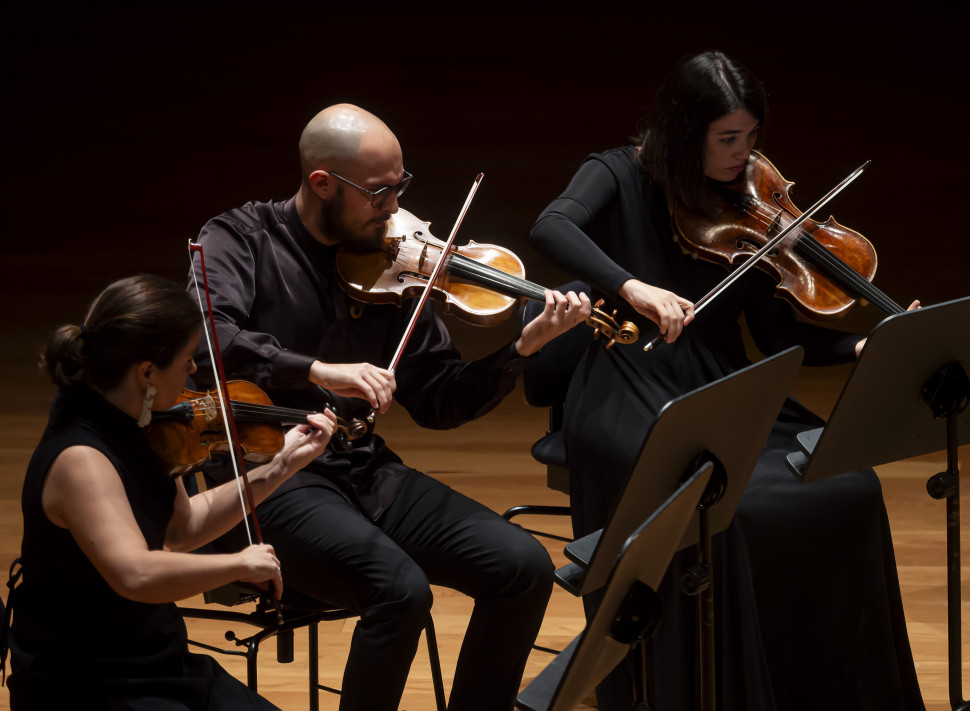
xmin=530 ymin=147 xmax=924 ymax=711
xmin=5 ymin=385 xmax=277 ymax=711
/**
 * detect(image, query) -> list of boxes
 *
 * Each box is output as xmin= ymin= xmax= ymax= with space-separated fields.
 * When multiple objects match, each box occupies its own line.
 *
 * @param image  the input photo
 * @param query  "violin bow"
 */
xmin=386 ymin=173 xmax=484 ymax=373
xmin=188 ymin=240 xmax=283 ymax=622
xmin=644 ymin=160 xmax=870 ymax=351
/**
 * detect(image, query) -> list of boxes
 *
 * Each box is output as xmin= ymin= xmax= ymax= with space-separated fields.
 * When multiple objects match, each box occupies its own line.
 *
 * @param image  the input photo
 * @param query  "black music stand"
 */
xmin=786 ymin=295 xmax=970 ymax=710
xmin=517 ymin=346 xmax=805 ymax=711
xmin=516 ymin=464 xmax=713 ymax=711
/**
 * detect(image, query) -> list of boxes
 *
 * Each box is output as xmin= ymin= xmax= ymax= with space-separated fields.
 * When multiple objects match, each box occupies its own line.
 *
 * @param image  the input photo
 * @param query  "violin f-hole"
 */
xmin=397 ymin=270 xmax=428 ymax=285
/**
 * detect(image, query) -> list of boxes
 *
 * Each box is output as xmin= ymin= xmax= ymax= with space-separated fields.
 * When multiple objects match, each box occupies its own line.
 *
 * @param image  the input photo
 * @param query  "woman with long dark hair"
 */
xmin=531 ymin=51 xmax=923 ymax=710
xmin=3 ymin=274 xmax=335 ymax=710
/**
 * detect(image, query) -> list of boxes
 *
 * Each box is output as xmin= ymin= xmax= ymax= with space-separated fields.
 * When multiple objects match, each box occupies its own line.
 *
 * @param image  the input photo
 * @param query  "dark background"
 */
xmin=4 ymin=3 xmax=967 ymax=357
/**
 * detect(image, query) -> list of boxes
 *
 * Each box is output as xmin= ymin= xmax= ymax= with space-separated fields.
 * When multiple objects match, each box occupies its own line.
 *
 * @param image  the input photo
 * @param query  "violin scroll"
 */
xmin=331 ymin=409 xmax=376 ymax=449
xmin=588 ymin=300 xmax=640 ymax=349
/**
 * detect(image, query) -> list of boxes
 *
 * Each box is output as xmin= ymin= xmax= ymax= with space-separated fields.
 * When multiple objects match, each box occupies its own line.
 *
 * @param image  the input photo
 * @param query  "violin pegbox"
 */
xmin=589 ymin=299 xmax=640 ymax=349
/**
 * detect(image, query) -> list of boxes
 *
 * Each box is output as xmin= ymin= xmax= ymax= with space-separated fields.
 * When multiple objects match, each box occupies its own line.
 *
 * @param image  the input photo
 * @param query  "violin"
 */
xmin=147 ymin=380 xmax=375 ymax=477
xmin=336 ymin=208 xmax=640 ymax=348
xmin=672 ymin=151 xmax=905 ymax=322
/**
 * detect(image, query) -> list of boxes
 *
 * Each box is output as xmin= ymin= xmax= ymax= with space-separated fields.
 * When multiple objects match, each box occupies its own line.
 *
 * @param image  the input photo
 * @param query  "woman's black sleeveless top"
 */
xmin=8 ymin=385 xmax=190 ymax=706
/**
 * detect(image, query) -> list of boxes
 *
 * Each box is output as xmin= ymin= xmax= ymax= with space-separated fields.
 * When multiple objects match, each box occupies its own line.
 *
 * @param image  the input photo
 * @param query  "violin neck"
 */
xmin=231 ymin=400 xmax=365 ymax=452
xmin=791 ymin=236 xmax=904 ymax=315
xmin=448 ymin=253 xmax=548 ymax=302
xmin=231 ymin=401 xmax=313 ymax=426
xmin=153 ymin=399 xmax=312 ymax=426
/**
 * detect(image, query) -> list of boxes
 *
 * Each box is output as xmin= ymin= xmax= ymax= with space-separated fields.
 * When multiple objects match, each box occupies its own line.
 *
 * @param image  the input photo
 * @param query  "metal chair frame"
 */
xmin=181 ymin=584 xmax=447 ymax=711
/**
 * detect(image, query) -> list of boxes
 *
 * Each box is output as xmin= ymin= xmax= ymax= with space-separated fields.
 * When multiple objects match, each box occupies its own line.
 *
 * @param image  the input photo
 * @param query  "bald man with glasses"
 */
xmin=189 ymin=104 xmax=590 ymax=711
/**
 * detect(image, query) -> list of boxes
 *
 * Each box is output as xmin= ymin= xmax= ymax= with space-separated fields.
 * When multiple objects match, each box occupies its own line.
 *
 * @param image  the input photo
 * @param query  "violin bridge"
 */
xmin=200 ymin=394 xmax=217 ymax=424
xmin=418 ymin=240 xmax=429 ymax=272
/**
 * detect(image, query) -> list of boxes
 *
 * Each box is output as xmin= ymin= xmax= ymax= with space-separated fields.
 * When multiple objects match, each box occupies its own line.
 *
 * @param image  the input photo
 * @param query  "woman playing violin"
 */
xmin=2 ymin=275 xmax=335 ymax=710
xmin=530 ymin=50 xmax=923 ymax=711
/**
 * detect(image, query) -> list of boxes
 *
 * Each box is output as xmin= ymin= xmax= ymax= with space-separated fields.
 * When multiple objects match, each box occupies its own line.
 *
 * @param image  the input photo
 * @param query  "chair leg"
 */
xmin=246 ymin=639 xmax=259 ymax=691
xmin=277 ymin=627 xmax=294 ymax=663
xmin=425 ymin=617 xmax=447 ymax=711
xmin=309 ymin=620 xmax=319 ymax=711
xmin=501 ymin=504 xmax=573 ymax=542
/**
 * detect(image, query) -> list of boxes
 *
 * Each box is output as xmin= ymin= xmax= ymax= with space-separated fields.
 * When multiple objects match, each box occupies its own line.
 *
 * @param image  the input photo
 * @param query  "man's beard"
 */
xmin=320 ymin=188 xmax=386 ymax=250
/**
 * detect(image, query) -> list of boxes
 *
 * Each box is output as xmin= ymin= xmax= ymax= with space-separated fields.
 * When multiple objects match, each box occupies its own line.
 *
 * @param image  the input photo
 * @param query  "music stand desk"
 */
xmin=787 ymin=295 xmax=970 ymax=481
xmin=517 ymin=347 xmax=805 ymax=710
xmin=566 ymin=346 xmax=804 ymax=598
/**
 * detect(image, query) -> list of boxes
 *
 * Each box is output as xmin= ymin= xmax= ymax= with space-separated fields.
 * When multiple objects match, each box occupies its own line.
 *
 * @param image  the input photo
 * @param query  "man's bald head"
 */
xmin=294 ymin=104 xmax=405 ymax=246
xmin=298 ymin=104 xmax=399 ymax=180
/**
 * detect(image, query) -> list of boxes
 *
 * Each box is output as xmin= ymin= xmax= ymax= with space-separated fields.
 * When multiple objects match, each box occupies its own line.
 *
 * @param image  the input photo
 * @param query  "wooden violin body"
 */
xmin=672 ymin=151 xmax=896 ymax=321
xmin=337 ymin=210 xmax=524 ymax=327
xmin=147 ymin=381 xmax=375 ymax=477
xmin=336 ymin=209 xmax=639 ymax=347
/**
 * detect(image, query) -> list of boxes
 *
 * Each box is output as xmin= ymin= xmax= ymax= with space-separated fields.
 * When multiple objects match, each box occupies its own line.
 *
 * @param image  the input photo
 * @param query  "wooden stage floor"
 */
xmin=0 ymin=315 xmax=965 ymax=710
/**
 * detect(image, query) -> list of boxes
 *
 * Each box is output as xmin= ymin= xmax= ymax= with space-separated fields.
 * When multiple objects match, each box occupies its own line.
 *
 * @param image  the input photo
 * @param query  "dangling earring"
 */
xmin=138 ymin=383 xmax=157 ymax=428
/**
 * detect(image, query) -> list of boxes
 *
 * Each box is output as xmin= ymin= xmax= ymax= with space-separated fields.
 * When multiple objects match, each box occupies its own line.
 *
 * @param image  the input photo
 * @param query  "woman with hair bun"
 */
xmin=531 ymin=51 xmax=923 ymax=710
xmin=2 ymin=274 xmax=336 ymax=710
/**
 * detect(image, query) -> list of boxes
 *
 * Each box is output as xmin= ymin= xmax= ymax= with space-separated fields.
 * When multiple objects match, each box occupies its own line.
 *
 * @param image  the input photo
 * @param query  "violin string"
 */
xmin=394 ymin=239 xmax=444 ymax=282
xmin=185 ymin=398 xmax=301 ymax=417
xmin=448 ymin=254 xmax=546 ymax=301
xmin=401 ymin=234 xmax=631 ymax=334
xmin=399 ymin=235 xmax=546 ymax=302
xmin=388 ymin=175 xmax=485 ymax=375
xmin=184 ymin=398 xmax=355 ymax=427
xmin=744 ymin=198 xmax=899 ymax=313
xmin=734 ymin=195 xmax=902 ymax=314
xmin=186 ymin=399 xmax=312 ymax=418
xmin=390 ymin=218 xmax=632 ymax=342
xmin=397 ymin=241 xmax=422 ymax=266
xmin=774 ymin=222 xmax=903 ymax=313
xmin=390 ymin=233 xmax=629 ymax=339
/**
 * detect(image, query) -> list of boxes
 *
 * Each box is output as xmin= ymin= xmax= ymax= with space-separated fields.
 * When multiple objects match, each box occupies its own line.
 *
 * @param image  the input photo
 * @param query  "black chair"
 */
xmin=179 ymin=582 xmax=447 ymax=711
xmin=502 ymin=281 xmax=594 ymax=543
xmin=178 ymin=471 xmax=446 ymax=711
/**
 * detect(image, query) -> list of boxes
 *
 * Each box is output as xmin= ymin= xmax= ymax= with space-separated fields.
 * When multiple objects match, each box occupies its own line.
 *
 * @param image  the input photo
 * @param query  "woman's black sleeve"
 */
xmin=530 ymin=158 xmax=635 ymax=298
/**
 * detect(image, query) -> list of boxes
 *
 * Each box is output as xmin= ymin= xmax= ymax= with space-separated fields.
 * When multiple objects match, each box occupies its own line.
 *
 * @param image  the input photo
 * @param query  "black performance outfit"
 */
xmin=191 ymin=197 xmax=553 ymax=711
xmin=530 ymin=147 xmax=923 ymax=711
xmin=4 ymin=385 xmax=276 ymax=711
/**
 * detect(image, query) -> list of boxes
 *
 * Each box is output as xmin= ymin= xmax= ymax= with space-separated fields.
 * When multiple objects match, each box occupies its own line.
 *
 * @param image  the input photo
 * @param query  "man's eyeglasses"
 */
xmin=328 ymin=169 xmax=413 ymax=208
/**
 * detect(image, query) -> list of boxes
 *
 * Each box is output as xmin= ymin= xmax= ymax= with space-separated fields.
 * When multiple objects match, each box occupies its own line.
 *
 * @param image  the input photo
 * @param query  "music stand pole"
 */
xmin=699 ymin=503 xmax=715 ymax=711
xmin=923 ymin=364 xmax=970 ymax=710
xmin=944 ymin=412 xmax=964 ymax=710
xmin=675 ymin=459 xmax=724 ymax=711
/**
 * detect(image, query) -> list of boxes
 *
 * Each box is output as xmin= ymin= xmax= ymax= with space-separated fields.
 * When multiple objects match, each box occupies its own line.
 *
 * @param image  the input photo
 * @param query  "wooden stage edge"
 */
xmin=0 ymin=333 xmax=966 ymax=710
